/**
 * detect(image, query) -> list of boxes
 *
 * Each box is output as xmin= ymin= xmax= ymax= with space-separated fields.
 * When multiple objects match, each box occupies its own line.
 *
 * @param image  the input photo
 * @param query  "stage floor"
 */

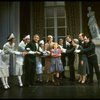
xmin=0 ymin=75 xmax=100 ymax=99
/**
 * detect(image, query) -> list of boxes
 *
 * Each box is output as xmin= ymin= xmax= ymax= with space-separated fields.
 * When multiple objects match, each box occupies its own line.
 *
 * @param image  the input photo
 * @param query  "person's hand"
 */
xmin=22 ymin=52 xmax=28 ymax=56
xmin=74 ymin=49 xmax=81 ymax=53
xmin=81 ymin=60 xmax=83 ymax=66
xmin=62 ymin=48 xmax=66 ymax=53
xmin=36 ymin=51 xmax=41 ymax=55
xmin=28 ymin=51 xmax=36 ymax=54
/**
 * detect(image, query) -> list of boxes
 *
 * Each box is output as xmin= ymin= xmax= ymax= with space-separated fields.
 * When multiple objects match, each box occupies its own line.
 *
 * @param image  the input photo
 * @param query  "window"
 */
xmin=44 ymin=1 xmax=67 ymax=42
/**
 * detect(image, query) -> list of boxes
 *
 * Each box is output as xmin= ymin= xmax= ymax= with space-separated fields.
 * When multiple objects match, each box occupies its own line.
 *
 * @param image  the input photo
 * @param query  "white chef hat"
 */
xmin=39 ymin=40 xmax=44 ymax=45
xmin=24 ymin=35 xmax=30 ymax=39
xmin=8 ymin=33 xmax=15 ymax=41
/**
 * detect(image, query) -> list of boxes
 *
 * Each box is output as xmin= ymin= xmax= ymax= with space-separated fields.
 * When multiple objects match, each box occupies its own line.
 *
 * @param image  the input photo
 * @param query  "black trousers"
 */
xmin=23 ymin=61 xmax=36 ymax=86
xmin=88 ymin=54 xmax=100 ymax=82
xmin=68 ymin=56 xmax=75 ymax=81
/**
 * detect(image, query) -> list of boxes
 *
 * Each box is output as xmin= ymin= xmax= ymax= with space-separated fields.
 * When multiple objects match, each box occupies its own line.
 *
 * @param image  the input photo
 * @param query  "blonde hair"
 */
xmin=52 ymin=42 xmax=61 ymax=49
xmin=47 ymin=35 xmax=53 ymax=41
xmin=47 ymin=35 xmax=53 ymax=38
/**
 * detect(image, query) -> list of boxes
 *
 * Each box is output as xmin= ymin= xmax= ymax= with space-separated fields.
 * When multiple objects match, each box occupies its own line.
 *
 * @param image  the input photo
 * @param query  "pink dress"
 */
xmin=49 ymin=49 xmax=64 ymax=73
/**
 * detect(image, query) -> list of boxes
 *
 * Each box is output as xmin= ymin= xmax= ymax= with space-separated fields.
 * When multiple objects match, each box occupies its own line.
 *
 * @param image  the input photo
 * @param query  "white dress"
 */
xmin=36 ymin=45 xmax=43 ymax=74
xmin=0 ymin=50 xmax=9 ymax=77
xmin=3 ymin=42 xmax=16 ymax=75
xmin=14 ymin=51 xmax=23 ymax=76
xmin=14 ymin=41 xmax=26 ymax=76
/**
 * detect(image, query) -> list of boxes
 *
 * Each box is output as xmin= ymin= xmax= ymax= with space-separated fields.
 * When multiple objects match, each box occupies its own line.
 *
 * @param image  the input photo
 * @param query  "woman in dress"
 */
xmin=44 ymin=35 xmax=54 ymax=82
xmin=0 ymin=49 xmax=10 ymax=89
xmin=49 ymin=42 xmax=64 ymax=85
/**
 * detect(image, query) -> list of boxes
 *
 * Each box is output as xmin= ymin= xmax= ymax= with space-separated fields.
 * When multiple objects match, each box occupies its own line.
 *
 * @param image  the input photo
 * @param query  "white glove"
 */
xmin=66 ymin=41 xmax=70 ymax=46
xmin=74 ymin=49 xmax=81 ymax=53
xmin=28 ymin=51 xmax=36 ymax=54
xmin=62 ymin=48 xmax=66 ymax=53
xmin=42 ymin=51 xmax=50 ymax=56
xmin=36 ymin=51 xmax=41 ymax=55
xmin=26 ymin=48 xmax=30 ymax=51
xmin=14 ymin=51 xmax=21 ymax=55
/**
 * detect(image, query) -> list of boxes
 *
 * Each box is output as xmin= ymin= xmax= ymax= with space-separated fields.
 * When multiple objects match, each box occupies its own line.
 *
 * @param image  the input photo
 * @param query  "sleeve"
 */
xmin=81 ymin=43 xmax=95 ymax=53
xmin=14 ymin=51 xmax=22 ymax=55
xmin=3 ymin=44 xmax=15 ymax=54
xmin=66 ymin=47 xmax=75 ymax=53
xmin=25 ymin=42 xmax=36 ymax=55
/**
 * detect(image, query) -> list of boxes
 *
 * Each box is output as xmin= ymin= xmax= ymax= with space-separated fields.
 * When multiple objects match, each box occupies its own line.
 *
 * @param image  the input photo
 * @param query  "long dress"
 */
xmin=14 ymin=41 xmax=26 ymax=76
xmin=35 ymin=44 xmax=43 ymax=75
xmin=0 ymin=50 xmax=9 ymax=78
xmin=3 ymin=42 xmax=16 ymax=75
xmin=44 ymin=42 xmax=54 ymax=74
xmin=76 ymin=45 xmax=89 ymax=75
xmin=49 ymin=49 xmax=64 ymax=73
xmin=14 ymin=52 xmax=23 ymax=76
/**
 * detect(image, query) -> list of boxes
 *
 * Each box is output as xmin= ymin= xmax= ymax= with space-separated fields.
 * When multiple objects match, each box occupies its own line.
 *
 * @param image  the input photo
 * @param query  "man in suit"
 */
xmin=23 ymin=34 xmax=40 ymax=87
xmin=82 ymin=35 xmax=100 ymax=85
xmin=65 ymin=35 xmax=75 ymax=82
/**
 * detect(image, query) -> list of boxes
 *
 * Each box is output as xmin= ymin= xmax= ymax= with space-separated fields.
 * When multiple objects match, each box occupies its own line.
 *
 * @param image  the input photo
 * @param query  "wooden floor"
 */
xmin=0 ymin=79 xmax=100 ymax=99
xmin=0 ymin=71 xmax=100 ymax=99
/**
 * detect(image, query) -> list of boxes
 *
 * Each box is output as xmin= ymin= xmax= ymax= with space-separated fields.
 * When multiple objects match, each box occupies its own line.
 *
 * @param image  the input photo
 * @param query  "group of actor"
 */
xmin=0 ymin=33 xmax=100 ymax=89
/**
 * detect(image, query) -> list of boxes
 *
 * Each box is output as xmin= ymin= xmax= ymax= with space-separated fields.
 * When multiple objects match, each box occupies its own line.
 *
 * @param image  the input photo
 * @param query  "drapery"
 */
xmin=32 ymin=2 xmax=45 ymax=39
xmin=65 ymin=1 xmax=80 ymax=38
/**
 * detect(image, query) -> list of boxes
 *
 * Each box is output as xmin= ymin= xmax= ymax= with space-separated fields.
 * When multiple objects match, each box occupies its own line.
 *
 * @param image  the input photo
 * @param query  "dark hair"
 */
xmin=66 ymin=35 xmax=73 ymax=39
xmin=85 ymin=34 xmax=91 ymax=39
xmin=79 ymin=33 xmax=85 ymax=38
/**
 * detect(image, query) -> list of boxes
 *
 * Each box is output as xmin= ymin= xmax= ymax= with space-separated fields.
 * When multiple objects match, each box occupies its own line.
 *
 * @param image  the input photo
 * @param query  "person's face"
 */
xmin=9 ymin=38 xmax=15 ymax=44
xmin=79 ymin=34 xmax=84 ymax=41
xmin=59 ymin=39 xmax=63 ymax=45
xmin=84 ymin=36 xmax=89 ymax=43
xmin=12 ymin=38 xmax=15 ymax=43
xmin=26 ymin=38 xmax=30 ymax=44
xmin=72 ymin=40 xmax=77 ymax=47
xmin=23 ymin=38 xmax=26 ymax=43
xmin=40 ymin=44 xmax=44 ymax=49
xmin=66 ymin=36 xmax=71 ymax=42
xmin=23 ymin=38 xmax=30 ymax=44
xmin=33 ymin=35 xmax=40 ymax=43
xmin=48 ymin=36 xmax=53 ymax=42
xmin=53 ymin=43 xmax=58 ymax=49
xmin=11 ymin=38 xmax=15 ymax=43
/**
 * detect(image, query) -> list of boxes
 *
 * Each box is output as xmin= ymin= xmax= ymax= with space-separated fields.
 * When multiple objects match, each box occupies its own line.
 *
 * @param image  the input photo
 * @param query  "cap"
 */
xmin=39 ymin=40 xmax=44 ymax=45
xmin=8 ymin=33 xmax=15 ymax=41
xmin=24 ymin=35 xmax=30 ymax=39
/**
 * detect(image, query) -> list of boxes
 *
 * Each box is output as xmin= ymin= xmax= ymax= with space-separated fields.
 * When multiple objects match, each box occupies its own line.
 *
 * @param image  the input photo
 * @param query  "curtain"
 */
xmin=65 ymin=1 xmax=80 ymax=38
xmin=32 ymin=1 xmax=45 ymax=39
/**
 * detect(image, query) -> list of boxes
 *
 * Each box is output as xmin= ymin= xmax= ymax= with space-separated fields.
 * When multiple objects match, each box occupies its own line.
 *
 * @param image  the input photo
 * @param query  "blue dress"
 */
xmin=49 ymin=49 xmax=64 ymax=73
